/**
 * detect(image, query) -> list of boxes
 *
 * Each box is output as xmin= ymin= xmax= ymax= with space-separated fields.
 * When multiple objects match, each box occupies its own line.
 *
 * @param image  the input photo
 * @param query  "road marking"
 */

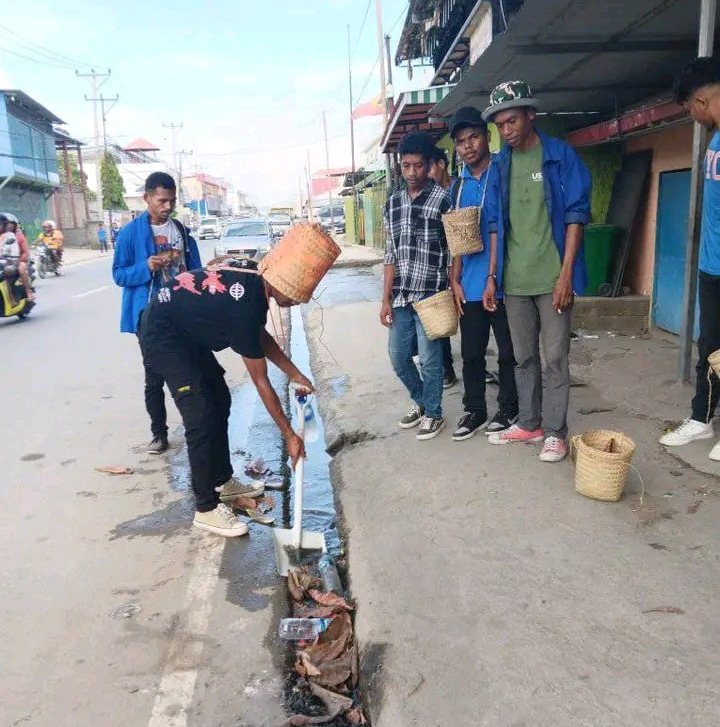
xmin=147 ymin=383 xmax=259 ymax=727
xmin=72 ymin=285 xmax=109 ymax=299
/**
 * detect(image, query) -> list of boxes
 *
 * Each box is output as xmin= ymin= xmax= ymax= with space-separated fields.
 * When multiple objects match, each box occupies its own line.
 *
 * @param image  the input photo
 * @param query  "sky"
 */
xmin=0 ymin=0 xmax=434 ymax=207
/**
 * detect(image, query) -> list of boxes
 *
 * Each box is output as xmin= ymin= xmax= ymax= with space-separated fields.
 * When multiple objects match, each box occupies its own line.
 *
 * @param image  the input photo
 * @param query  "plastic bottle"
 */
xmin=317 ymin=555 xmax=343 ymax=594
xmin=278 ymin=617 xmax=332 ymax=641
xmin=302 ymin=403 xmax=319 ymax=443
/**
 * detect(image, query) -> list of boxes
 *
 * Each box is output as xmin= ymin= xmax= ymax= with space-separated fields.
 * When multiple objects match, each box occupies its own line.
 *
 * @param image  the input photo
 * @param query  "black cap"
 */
xmin=448 ymin=106 xmax=487 ymax=138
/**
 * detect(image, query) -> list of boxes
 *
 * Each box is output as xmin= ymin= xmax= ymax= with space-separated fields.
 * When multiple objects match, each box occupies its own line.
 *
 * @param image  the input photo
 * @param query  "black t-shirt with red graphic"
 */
xmin=145 ymin=264 xmax=269 ymax=359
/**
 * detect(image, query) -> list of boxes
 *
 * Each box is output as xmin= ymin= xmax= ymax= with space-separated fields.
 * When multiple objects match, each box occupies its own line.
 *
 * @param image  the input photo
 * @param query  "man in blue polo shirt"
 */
xmin=448 ymin=107 xmax=518 ymax=441
xmin=661 ymin=57 xmax=720 ymax=460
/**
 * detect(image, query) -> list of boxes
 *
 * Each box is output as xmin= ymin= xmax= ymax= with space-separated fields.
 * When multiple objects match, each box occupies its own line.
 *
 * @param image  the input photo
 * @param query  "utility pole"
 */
xmin=322 ymin=111 xmax=335 ymax=233
xmin=679 ymin=0 xmax=717 ymax=381
xmin=162 ymin=121 xmax=184 ymax=187
xmin=85 ymin=93 xmax=118 ymax=227
xmin=177 ymin=149 xmax=193 ymax=216
xmin=347 ymin=24 xmax=359 ymax=243
xmin=375 ymin=0 xmax=392 ymax=189
xmin=76 ymin=68 xmax=111 ymax=210
xmin=305 ymin=149 xmax=314 ymax=223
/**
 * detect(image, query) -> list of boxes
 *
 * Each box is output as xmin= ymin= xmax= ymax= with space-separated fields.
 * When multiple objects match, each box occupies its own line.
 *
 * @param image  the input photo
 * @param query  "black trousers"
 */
xmin=460 ymin=300 xmax=518 ymax=418
xmin=140 ymin=329 xmax=233 ymax=512
xmin=692 ymin=272 xmax=720 ymax=422
xmin=137 ymin=336 xmax=168 ymax=439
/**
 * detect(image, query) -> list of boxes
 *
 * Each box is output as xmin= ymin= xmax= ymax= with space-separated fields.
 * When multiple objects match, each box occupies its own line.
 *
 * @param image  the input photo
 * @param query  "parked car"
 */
xmin=213 ymin=219 xmax=275 ymax=261
xmin=318 ymin=204 xmax=345 ymax=234
xmin=268 ymin=212 xmax=293 ymax=236
xmin=198 ymin=216 xmax=222 ymax=239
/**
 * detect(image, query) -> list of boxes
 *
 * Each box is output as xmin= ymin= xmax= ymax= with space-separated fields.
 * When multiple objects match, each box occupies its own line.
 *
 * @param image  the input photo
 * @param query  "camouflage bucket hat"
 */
xmin=482 ymin=80 xmax=539 ymax=122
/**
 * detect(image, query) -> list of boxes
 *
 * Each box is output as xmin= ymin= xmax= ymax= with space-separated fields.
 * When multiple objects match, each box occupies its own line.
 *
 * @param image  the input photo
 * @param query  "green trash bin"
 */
xmin=582 ymin=224 xmax=620 ymax=296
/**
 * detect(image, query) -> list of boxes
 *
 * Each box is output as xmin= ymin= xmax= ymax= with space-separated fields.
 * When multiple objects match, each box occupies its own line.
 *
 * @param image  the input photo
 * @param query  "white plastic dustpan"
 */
xmin=273 ymin=387 xmax=326 ymax=577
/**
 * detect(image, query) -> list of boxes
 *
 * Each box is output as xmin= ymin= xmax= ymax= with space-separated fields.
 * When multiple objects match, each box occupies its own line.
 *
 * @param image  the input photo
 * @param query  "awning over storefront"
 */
xmin=381 ymin=86 xmax=454 ymax=153
xmin=431 ymin=0 xmax=715 ymax=120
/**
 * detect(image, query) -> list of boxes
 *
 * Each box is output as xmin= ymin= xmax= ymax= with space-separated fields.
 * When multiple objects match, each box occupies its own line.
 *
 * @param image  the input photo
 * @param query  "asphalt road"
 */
xmin=1 ymin=249 xmax=287 ymax=727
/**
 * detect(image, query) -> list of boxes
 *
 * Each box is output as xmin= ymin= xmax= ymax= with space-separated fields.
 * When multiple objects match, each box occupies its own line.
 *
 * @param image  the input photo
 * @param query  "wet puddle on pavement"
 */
xmin=313 ymin=266 xmax=382 ymax=307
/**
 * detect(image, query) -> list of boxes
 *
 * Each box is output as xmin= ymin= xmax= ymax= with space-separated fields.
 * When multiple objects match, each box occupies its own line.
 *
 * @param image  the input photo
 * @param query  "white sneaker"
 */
xmin=217 ymin=477 xmax=265 ymax=501
xmin=193 ymin=503 xmax=249 ymax=537
xmin=709 ymin=439 xmax=720 ymax=461
xmin=659 ymin=418 xmax=714 ymax=447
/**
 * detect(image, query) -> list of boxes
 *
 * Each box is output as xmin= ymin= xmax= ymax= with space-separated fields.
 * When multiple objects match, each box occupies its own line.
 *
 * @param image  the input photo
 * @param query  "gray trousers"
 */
xmin=504 ymin=293 xmax=572 ymax=438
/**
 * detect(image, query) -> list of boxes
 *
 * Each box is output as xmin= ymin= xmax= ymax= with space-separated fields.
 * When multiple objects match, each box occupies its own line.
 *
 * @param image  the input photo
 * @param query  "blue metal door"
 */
xmin=653 ymin=170 xmax=699 ymax=337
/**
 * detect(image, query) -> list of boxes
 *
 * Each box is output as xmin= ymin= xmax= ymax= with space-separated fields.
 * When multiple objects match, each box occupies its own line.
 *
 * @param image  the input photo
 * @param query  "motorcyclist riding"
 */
xmin=37 ymin=219 xmax=64 ymax=265
xmin=1 ymin=213 xmax=34 ymax=301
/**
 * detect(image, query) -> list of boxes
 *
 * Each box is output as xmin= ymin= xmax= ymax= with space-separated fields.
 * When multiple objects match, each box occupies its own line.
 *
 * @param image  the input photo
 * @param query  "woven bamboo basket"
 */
xmin=571 ymin=430 xmax=636 ymax=502
xmin=412 ymin=290 xmax=458 ymax=340
xmin=708 ymin=349 xmax=720 ymax=377
xmin=442 ymin=206 xmax=483 ymax=257
xmin=258 ymin=222 xmax=341 ymax=303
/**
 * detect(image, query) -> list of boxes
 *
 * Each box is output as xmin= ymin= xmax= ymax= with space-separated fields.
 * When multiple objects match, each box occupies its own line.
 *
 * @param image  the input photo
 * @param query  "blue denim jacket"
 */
xmin=112 ymin=211 xmax=202 ymax=333
xmin=486 ymin=130 xmax=591 ymax=295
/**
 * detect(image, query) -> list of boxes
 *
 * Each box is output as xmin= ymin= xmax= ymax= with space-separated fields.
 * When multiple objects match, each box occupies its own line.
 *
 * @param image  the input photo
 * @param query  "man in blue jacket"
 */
xmin=112 ymin=172 xmax=202 ymax=454
xmin=483 ymin=81 xmax=591 ymax=462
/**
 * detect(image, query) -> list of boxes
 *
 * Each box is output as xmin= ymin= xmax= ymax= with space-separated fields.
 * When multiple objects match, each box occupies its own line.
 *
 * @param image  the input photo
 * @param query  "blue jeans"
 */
xmin=388 ymin=303 xmax=443 ymax=419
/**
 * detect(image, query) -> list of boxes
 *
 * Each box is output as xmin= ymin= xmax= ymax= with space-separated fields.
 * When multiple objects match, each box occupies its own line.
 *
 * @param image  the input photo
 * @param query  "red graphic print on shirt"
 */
xmin=201 ymin=271 xmax=227 ymax=295
xmin=173 ymin=271 xmax=201 ymax=295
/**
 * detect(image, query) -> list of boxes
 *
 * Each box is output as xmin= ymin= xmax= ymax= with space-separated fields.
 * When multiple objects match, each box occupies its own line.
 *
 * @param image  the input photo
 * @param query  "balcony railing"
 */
xmin=430 ymin=0 xmax=479 ymax=71
xmin=7 ymin=113 xmax=59 ymax=185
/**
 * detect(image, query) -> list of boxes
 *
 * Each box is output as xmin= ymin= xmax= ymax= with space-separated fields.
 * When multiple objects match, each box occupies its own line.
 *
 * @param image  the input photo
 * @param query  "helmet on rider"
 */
xmin=1 ymin=213 xmax=18 ymax=231
xmin=42 ymin=220 xmax=56 ymax=234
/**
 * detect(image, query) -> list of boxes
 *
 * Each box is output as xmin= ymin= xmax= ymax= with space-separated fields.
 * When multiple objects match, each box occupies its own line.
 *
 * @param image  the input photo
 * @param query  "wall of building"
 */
xmin=624 ymin=122 xmax=693 ymax=295
xmin=0 ymin=186 xmax=50 ymax=240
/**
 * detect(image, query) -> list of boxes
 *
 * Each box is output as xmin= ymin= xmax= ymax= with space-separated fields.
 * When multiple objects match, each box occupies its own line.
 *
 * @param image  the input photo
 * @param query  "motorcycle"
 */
xmin=0 ymin=257 xmax=35 ymax=320
xmin=36 ymin=243 xmax=61 ymax=278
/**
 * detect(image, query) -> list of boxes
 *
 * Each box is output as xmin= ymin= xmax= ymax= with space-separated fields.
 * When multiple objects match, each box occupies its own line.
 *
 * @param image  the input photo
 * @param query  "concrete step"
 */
xmin=573 ymin=294 xmax=650 ymax=334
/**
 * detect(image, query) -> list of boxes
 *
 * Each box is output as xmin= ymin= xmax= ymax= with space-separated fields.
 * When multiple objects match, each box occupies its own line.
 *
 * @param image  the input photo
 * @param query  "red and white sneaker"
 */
xmin=488 ymin=424 xmax=544 ymax=445
xmin=539 ymin=436 xmax=568 ymax=462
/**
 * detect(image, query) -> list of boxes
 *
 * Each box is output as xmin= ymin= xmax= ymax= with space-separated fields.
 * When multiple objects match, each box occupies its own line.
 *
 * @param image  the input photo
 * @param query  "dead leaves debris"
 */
xmin=284 ymin=569 xmax=366 ymax=725
xmin=96 ymin=466 xmax=134 ymax=475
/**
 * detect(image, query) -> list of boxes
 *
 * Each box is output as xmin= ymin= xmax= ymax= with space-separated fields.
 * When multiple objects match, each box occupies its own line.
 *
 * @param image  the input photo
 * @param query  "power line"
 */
xmin=351 ymin=0 xmax=373 ymax=59
xmin=353 ymin=58 xmax=379 ymax=106
xmin=0 ymin=23 xmax=102 ymax=68
xmin=0 ymin=46 xmax=80 ymax=70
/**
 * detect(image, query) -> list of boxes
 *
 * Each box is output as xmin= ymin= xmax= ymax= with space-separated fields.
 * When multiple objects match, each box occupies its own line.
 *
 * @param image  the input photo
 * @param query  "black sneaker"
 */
xmin=147 ymin=436 xmax=169 ymax=454
xmin=485 ymin=370 xmax=499 ymax=385
xmin=399 ymin=403 xmax=424 ymax=429
xmin=443 ymin=372 xmax=458 ymax=389
xmin=485 ymin=411 xmax=519 ymax=434
xmin=416 ymin=416 xmax=446 ymax=440
xmin=452 ymin=412 xmax=489 ymax=441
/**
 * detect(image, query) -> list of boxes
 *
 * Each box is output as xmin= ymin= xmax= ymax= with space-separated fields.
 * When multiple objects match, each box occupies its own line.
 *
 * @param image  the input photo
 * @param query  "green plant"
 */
xmin=58 ymin=152 xmax=97 ymax=201
xmin=100 ymin=152 xmax=128 ymax=211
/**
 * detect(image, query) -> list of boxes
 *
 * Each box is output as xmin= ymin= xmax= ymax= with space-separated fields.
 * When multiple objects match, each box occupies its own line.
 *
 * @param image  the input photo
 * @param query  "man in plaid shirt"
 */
xmin=381 ymin=131 xmax=452 ymax=440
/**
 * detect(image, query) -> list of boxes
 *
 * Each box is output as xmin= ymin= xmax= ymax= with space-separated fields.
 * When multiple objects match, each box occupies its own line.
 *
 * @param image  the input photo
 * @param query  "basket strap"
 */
xmin=478 ymin=159 xmax=492 ymax=213
xmin=454 ymin=174 xmax=465 ymax=210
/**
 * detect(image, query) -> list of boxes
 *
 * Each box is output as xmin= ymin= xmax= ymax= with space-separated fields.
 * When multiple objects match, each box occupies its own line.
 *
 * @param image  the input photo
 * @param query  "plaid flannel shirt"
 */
xmin=383 ymin=181 xmax=452 ymax=308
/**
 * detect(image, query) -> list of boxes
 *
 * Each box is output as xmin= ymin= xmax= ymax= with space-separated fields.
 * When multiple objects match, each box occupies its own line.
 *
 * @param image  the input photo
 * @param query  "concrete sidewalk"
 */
xmin=303 ymin=267 xmax=720 ymax=727
xmin=62 ymin=247 xmax=109 ymax=266
xmin=333 ymin=240 xmax=383 ymax=268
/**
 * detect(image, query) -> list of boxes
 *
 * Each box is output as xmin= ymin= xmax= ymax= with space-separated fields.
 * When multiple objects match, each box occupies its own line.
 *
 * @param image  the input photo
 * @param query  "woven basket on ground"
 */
xmin=412 ymin=290 xmax=458 ymax=341
xmin=571 ymin=429 xmax=636 ymax=502
xmin=442 ymin=206 xmax=483 ymax=257
xmin=258 ymin=222 xmax=341 ymax=303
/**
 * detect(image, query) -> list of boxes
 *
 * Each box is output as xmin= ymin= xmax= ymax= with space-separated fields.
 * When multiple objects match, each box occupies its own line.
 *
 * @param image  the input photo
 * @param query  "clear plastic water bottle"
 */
xmin=278 ymin=617 xmax=332 ymax=641
xmin=302 ymin=403 xmax=319 ymax=443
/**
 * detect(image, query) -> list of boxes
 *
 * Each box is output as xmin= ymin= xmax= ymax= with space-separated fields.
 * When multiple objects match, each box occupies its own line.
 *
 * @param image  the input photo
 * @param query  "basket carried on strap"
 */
xmin=412 ymin=290 xmax=458 ymax=341
xmin=441 ymin=164 xmax=491 ymax=257
xmin=571 ymin=430 xmax=636 ymax=502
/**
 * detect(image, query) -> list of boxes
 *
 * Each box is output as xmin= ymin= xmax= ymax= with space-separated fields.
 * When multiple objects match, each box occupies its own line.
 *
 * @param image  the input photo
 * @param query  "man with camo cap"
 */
xmin=482 ymin=80 xmax=591 ymax=463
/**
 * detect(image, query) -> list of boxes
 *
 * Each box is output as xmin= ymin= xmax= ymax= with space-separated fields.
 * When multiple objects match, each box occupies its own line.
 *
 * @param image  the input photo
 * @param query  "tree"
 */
xmin=57 ymin=151 xmax=96 ymax=201
xmin=100 ymin=152 xmax=127 ymax=210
